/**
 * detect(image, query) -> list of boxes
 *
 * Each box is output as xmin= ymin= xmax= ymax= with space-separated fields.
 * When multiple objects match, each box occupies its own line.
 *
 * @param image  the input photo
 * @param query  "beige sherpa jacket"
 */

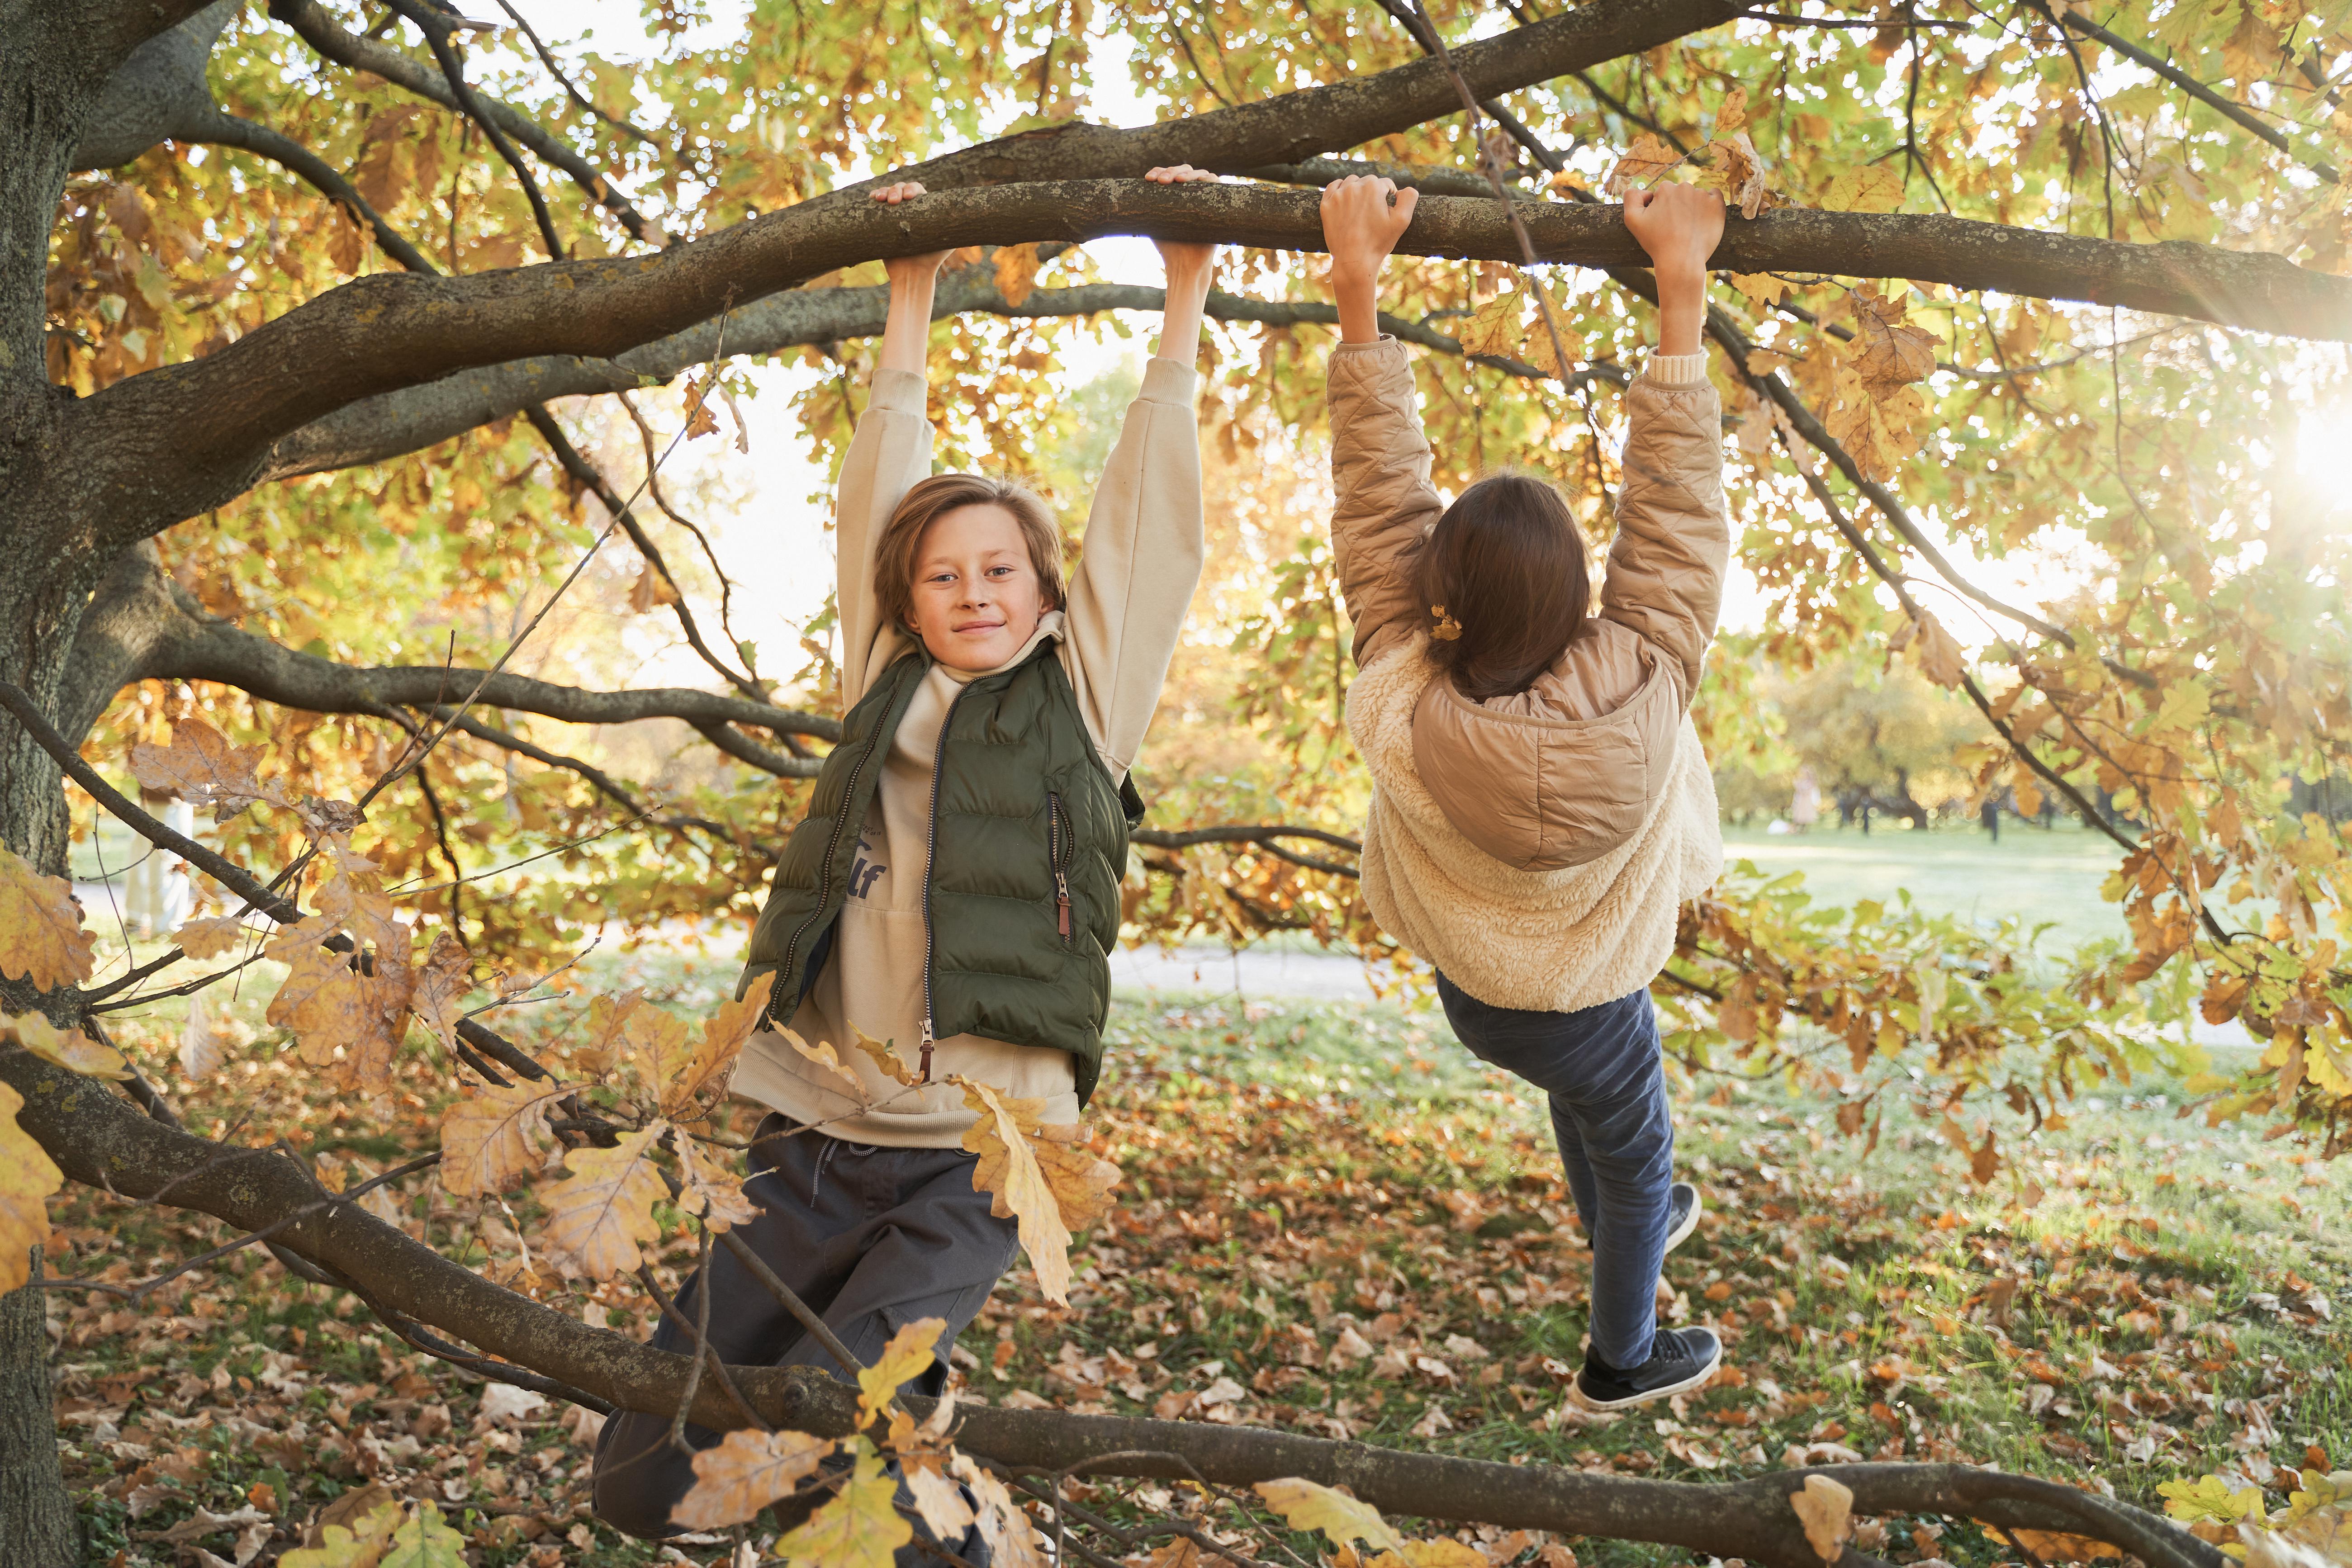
xmin=1329 ymin=336 xmax=1729 ymax=1010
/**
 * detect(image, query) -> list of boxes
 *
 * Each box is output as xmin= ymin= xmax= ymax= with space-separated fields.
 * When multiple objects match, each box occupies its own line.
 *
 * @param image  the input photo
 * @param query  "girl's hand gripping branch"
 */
xmin=872 ymin=180 xmax=951 ymax=375
xmin=1321 ymin=175 xmax=1419 ymax=344
xmin=1146 ymin=165 xmax=1220 ymax=361
xmin=1622 ymin=184 xmax=1724 ymax=358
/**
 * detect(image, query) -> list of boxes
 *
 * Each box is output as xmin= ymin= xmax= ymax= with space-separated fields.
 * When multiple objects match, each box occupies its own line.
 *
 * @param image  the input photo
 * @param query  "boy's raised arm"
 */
xmin=1062 ymin=167 xmax=1217 ymax=782
xmin=834 ymin=182 xmax=946 ymax=706
xmin=1321 ymin=176 xmax=1443 ymax=668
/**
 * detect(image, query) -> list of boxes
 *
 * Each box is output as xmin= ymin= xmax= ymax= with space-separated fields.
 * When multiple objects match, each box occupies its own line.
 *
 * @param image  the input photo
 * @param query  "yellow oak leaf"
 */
xmin=673 ymin=1428 xmax=833 ymax=1530
xmin=1455 ymin=290 xmax=1525 ymax=360
xmin=1695 ymin=132 xmax=1771 ymax=220
xmin=1792 ymin=1473 xmax=1855 ymax=1563
xmin=173 ymin=915 xmax=245 ymax=960
xmin=2008 ymin=1532 xmax=2121 ymax=1564
xmin=2013 ymin=772 xmax=2045 ymax=820
xmin=1908 ymin=609 xmax=1968 ymax=688
xmin=1717 ymin=84 xmax=1749 ymax=137
xmin=540 ymin=1123 xmax=668 ymax=1280
xmin=268 ymin=937 xmax=413 ymax=1094
xmin=614 ymin=998 xmax=693 ymax=1113
xmin=958 ymin=1078 xmax=1075 ymax=1303
xmin=408 ymin=927 xmax=471 ymax=1060
xmin=1254 ymin=1478 xmax=1407 ymax=1554
xmin=128 ymin=716 xmax=282 ymax=822
xmin=1604 ymin=132 xmax=1682 ymax=197
xmin=574 ymin=988 xmax=645 ymax=1075
xmin=380 ymin=1500 xmax=465 ymax=1568
xmin=438 ymin=1078 xmax=570 ymax=1196
xmin=0 ymin=845 xmax=97 ymax=993
xmin=906 ymin=1465 xmax=976 ymax=1541
xmin=1029 ymin=1134 xmax=1120 ymax=1235
xmin=277 ymin=1491 xmax=404 ymax=1568
xmin=1820 ymin=164 xmax=1904 ymax=213
xmin=0 ymin=1081 xmax=62 ymax=1292
xmin=312 ymin=845 xmax=408 ymax=963
xmin=774 ymin=1438 xmax=912 ymax=1568
xmin=853 ymin=1023 xmax=922 ymax=1087
xmin=676 ymin=1133 xmax=758 ymax=1232
xmin=663 ymin=971 xmax=776 ymax=1119
xmin=3 ymin=1013 xmax=129 ymax=1080
xmin=996 ymin=243 xmax=1043 ymax=308
xmin=1519 ymin=289 xmax=1582 ymax=379
xmin=1729 ymin=273 xmax=1790 ymax=310
xmin=953 ymin=1453 xmax=1049 ymax=1568
xmin=1399 ymin=1543 xmax=1490 ymax=1568
xmin=1821 ymin=367 xmax=1924 ymax=482
xmin=779 ymin=1027 xmax=866 ymax=1097
xmin=858 ymin=1316 xmax=946 ymax=1425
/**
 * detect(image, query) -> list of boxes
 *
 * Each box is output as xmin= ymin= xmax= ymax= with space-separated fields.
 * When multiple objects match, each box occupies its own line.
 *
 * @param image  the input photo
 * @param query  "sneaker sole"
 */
xmin=1567 ymin=1330 xmax=1722 ymax=1412
xmin=1662 ymin=1182 xmax=1702 ymax=1256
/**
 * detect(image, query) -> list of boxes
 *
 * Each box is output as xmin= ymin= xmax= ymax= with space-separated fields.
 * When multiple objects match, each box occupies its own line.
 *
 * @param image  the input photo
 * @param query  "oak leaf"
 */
xmin=1717 ymin=84 xmax=1750 ymax=136
xmin=2009 ymin=1533 xmax=2122 ymax=1564
xmin=1255 ymin=1479 xmax=1407 ymax=1554
xmin=1792 ymin=1473 xmax=1855 ymax=1563
xmin=673 ymin=1428 xmax=832 ymax=1530
xmin=664 ymin=971 xmax=775 ymax=1119
xmin=174 ymin=915 xmax=245 ymax=960
xmin=958 ymin=1078 xmax=1076 ymax=1304
xmin=574 ymin=988 xmax=646 ymax=1075
xmin=774 ymin=1439 xmax=913 ymax=1568
xmin=540 ymin=1123 xmax=669 ymax=1279
xmin=408 ymin=928 xmax=471 ymax=1060
xmin=1696 ymin=132 xmax=1771 ymax=220
xmin=1728 ymin=273 xmax=1790 ymax=310
xmin=3 ymin=1013 xmax=129 ymax=1080
xmin=0 ymin=846 xmax=97 ymax=993
xmin=1909 ymin=610 xmax=1967 ymax=688
xmin=1605 ymin=133 xmax=1681 ymax=197
xmin=953 ymin=1453 xmax=1050 ymax=1568
xmin=996 ymin=244 xmax=1043 ymax=308
xmin=1029 ymin=1134 xmax=1121 ymax=1234
xmin=0 ymin=1081 xmax=62 ymax=1292
xmin=1847 ymin=285 xmax=1939 ymax=394
xmin=676 ymin=1133 xmax=758 ymax=1232
xmin=1819 ymin=165 xmax=1904 ymax=213
xmin=681 ymin=377 xmax=721 ymax=439
xmin=780 ymin=1027 xmax=866 ymax=1097
xmin=1821 ymin=367 xmax=1923 ymax=482
xmin=858 ymin=1316 xmax=946 ymax=1425
xmin=277 ymin=1492 xmax=403 ymax=1568
xmin=1399 ymin=1542 xmax=1490 ymax=1568
xmin=380 ymin=1500 xmax=465 ymax=1568
xmin=907 ymin=1465 xmax=977 ymax=1541
xmin=1455 ymin=290 xmax=1525 ymax=360
xmin=853 ymin=1023 xmax=922 ymax=1087
xmin=439 ymin=1078 xmax=570 ymax=1196
xmin=129 ymin=716 xmax=282 ymax=822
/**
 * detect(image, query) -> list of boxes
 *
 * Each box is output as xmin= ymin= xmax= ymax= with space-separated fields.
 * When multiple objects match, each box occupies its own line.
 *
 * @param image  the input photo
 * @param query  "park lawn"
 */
xmin=48 ymin=984 xmax=2347 ymax=1568
xmin=1717 ymin=822 xmax=2133 ymax=957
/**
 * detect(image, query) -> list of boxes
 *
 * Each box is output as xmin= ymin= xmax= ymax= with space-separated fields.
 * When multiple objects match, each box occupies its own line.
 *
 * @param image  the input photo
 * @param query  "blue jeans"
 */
xmin=1434 ymin=973 xmax=1674 ymax=1369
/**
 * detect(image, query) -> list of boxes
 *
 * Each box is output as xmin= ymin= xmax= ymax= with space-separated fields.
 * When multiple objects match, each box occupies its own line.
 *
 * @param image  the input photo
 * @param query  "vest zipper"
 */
xmin=765 ymin=672 xmax=897 ymax=1031
xmin=918 ymin=680 xmax=976 ymax=1084
xmin=1048 ymin=790 xmax=1072 ymax=945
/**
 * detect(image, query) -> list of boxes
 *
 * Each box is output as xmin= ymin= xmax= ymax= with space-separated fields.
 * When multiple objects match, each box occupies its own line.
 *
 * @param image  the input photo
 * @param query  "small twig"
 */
xmin=716 ymin=1227 xmax=869 ymax=1380
xmin=636 ymin=1262 xmax=772 ymax=1432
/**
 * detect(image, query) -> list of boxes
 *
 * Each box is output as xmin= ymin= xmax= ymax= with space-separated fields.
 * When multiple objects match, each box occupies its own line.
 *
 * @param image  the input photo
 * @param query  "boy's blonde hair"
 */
xmin=873 ymin=474 xmax=1066 ymax=635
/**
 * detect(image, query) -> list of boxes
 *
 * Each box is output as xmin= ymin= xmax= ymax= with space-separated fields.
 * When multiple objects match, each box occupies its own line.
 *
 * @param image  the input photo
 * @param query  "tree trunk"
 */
xmin=0 ymin=1251 xmax=73 ymax=1568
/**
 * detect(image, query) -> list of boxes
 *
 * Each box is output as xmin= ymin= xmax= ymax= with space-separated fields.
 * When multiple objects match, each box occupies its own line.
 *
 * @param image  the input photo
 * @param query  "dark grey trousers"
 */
xmin=593 ymin=1113 xmax=1020 ymax=1546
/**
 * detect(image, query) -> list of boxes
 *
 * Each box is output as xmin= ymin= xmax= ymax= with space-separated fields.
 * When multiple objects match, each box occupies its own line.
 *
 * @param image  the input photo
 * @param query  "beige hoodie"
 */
xmin=730 ymin=357 xmax=1204 ymax=1146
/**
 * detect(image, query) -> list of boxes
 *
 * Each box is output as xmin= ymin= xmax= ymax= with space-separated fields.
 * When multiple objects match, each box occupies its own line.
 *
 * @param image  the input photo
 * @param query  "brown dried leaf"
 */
xmin=1695 ymin=132 xmax=1770 ymax=220
xmin=1728 ymin=273 xmax=1790 ymax=310
xmin=541 ymin=1123 xmax=668 ymax=1280
xmin=439 ymin=1078 xmax=569 ymax=1196
xmin=173 ymin=916 xmax=245 ymax=961
xmin=1791 ymin=1473 xmax=1855 ymax=1563
xmin=995 ymin=243 xmax=1043 ymax=308
xmin=130 ymin=717 xmax=280 ymax=823
xmin=1910 ymin=610 xmax=1967 ymax=688
xmin=1604 ymin=133 xmax=1682 ymax=197
xmin=0 ymin=846 xmax=97 ymax=993
xmin=676 ymin=1134 xmax=758 ymax=1232
xmin=1029 ymin=1135 xmax=1121 ymax=1235
xmin=1847 ymin=284 xmax=1939 ymax=394
xmin=852 ymin=1023 xmax=922 ymax=1087
xmin=953 ymin=1454 xmax=1050 ymax=1568
xmin=958 ymin=1078 xmax=1076 ymax=1305
xmin=664 ymin=971 xmax=775 ymax=1120
xmin=1455 ymin=290 xmax=1525 ymax=360
xmin=408 ymin=928 xmax=471 ymax=1060
xmin=674 ymin=1428 xmax=832 ymax=1530
xmin=681 ymin=378 xmax=721 ymax=439
xmin=0 ymin=1082 xmax=62 ymax=1293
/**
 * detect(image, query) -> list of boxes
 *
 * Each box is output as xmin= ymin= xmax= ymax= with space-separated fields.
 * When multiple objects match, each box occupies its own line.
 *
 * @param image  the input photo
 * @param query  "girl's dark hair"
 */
xmin=1417 ymin=473 xmax=1591 ymax=701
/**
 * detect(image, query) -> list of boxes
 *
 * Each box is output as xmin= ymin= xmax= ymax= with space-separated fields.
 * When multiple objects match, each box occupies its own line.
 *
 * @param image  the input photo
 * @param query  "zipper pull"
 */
xmin=917 ymin=1018 xmax=935 ymax=1084
xmin=1055 ymin=872 xmax=1072 ymax=939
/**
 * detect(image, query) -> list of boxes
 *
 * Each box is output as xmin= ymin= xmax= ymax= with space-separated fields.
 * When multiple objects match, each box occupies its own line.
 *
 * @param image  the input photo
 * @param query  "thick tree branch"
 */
xmin=265 ymin=0 xmax=664 ymax=244
xmin=97 ymin=180 xmax=2352 ymax=542
xmin=125 ymin=579 xmax=835 ymax=740
xmin=0 ymin=1044 xmax=2229 ymax=1568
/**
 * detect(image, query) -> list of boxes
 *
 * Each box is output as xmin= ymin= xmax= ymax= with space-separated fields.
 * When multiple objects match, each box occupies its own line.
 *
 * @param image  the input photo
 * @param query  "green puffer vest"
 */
xmin=736 ymin=644 xmax=1141 ymax=1105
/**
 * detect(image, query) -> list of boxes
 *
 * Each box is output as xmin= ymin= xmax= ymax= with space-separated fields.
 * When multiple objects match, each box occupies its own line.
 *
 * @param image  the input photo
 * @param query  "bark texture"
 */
xmin=0 ymin=1250 xmax=72 ymax=1568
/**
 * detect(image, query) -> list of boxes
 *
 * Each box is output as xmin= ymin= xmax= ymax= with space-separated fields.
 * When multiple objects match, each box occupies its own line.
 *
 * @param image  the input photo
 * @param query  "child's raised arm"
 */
xmin=1320 ymin=175 xmax=1442 ymax=669
xmin=1061 ymin=166 xmax=1218 ymax=781
xmin=835 ymin=182 xmax=948 ymax=704
xmin=1600 ymin=184 xmax=1731 ymax=706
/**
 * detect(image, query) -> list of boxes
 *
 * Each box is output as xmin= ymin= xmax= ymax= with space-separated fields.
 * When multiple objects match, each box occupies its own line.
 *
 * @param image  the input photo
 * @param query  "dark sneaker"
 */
xmin=1664 ymin=1181 xmax=1702 ymax=1255
xmin=1570 ymin=1326 xmax=1722 ymax=1412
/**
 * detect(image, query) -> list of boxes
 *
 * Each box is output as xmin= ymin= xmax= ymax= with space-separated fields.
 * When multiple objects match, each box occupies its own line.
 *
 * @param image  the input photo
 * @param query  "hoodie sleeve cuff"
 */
xmin=1642 ymin=351 xmax=1710 ymax=387
xmin=868 ymin=366 xmax=929 ymax=413
xmin=1140 ymin=355 xmax=1200 ymax=407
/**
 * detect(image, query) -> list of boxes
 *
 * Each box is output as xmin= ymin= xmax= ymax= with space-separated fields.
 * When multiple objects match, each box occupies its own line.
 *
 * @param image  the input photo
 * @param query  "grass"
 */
xmin=1718 ymin=821 xmax=2130 ymax=956
xmin=52 ymin=964 xmax=2347 ymax=1567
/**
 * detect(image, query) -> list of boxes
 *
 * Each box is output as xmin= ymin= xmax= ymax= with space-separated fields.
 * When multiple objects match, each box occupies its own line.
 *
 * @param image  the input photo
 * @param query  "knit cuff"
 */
xmin=868 ymin=366 xmax=929 ymax=412
xmin=1643 ymin=351 xmax=1710 ymax=386
xmin=1140 ymin=354 xmax=1200 ymax=406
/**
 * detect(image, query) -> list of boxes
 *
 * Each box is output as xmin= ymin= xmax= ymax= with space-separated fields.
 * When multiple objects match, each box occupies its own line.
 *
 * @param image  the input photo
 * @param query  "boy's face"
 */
xmin=907 ymin=503 xmax=1048 ymax=672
